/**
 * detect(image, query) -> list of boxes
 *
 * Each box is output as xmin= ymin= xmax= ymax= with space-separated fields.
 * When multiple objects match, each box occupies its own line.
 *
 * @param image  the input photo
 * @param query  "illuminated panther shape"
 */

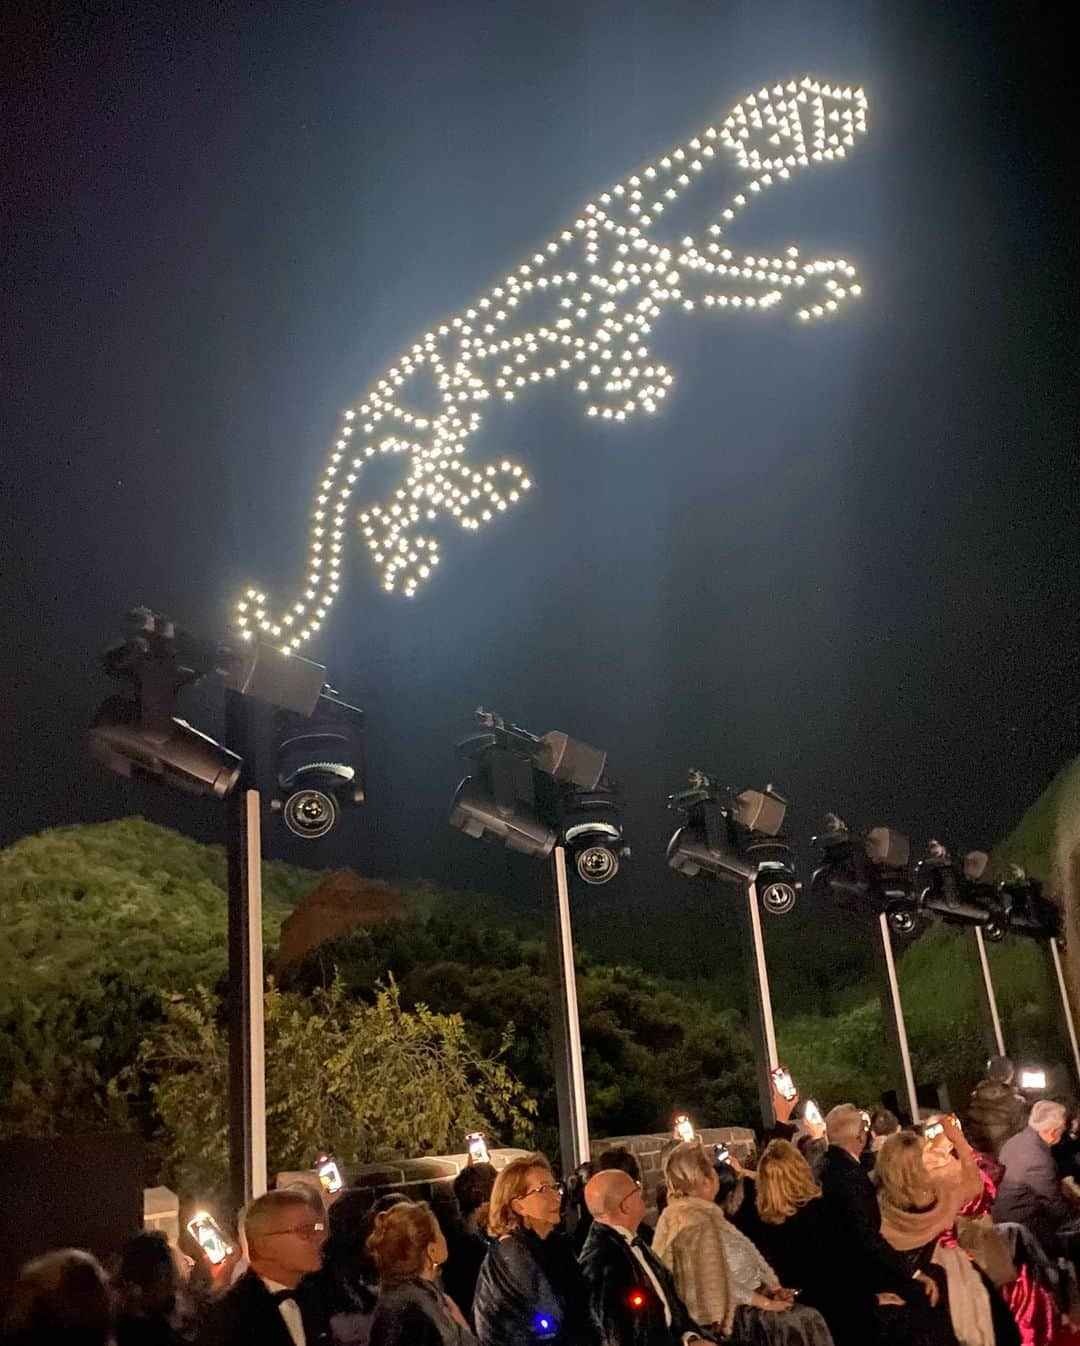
xmin=235 ymin=75 xmax=868 ymax=651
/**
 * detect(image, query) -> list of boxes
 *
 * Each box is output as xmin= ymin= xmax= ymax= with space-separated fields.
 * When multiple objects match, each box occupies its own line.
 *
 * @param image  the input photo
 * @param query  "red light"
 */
xmin=630 ymin=1291 xmax=646 ymax=1310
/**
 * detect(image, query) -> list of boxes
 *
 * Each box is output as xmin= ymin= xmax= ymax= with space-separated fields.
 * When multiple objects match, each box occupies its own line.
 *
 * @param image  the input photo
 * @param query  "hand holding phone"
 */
xmin=771 ymin=1066 xmax=798 ymax=1102
xmin=186 ymin=1211 xmax=234 ymax=1266
xmin=673 ymin=1114 xmax=696 ymax=1143
xmin=316 ymin=1154 xmax=344 ymax=1194
xmin=466 ymin=1131 xmax=491 ymax=1164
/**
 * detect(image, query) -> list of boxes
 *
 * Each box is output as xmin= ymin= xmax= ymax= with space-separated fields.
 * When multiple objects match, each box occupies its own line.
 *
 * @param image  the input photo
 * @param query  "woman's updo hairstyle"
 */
xmin=366 ymin=1200 xmax=438 ymax=1281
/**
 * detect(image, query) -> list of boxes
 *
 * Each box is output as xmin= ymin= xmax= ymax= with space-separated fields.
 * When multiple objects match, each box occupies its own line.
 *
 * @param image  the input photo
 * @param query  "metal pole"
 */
xmin=1049 ymin=938 xmax=1080 ymax=1086
xmin=971 ymin=927 xmax=1006 ymax=1057
xmin=874 ymin=913 xmax=919 ymax=1123
xmin=736 ymin=880 xmax=779 ymax=1126
xmin=225 ymin=690 xmax=267 ymax=1209
xmin=549 ymin=845 xmax=590 ymax=1174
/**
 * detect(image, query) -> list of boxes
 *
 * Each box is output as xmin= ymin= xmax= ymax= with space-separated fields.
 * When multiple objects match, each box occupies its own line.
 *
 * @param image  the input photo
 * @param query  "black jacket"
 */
xmin=816 ymin=1146 xmax=920 ymax=1306
xmin=965 ymin=1079 xmax=1027 ymax=1158
xmin=753 ymin=1195 xmax=875 ymax=1346
xmin=368 ymin=1278 xmax=478 ymax=1346
xmin=199 ymin=1269 xmax=332 ymax=1346
xmin=578 ymin=1220 xmax=706 ymax=1346
xmin=473 ymin=1229 xmax=599 ymax=1346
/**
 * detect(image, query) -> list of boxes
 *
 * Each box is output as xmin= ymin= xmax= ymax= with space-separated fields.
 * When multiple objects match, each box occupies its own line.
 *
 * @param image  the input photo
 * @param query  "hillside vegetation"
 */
xmin=1 ymin=762 xmax=1075 ymax=1193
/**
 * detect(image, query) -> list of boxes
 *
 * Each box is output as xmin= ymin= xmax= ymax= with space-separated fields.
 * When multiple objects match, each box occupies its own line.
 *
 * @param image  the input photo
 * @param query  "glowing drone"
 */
xmin=236 ymin=75 xmax=869 ymax=651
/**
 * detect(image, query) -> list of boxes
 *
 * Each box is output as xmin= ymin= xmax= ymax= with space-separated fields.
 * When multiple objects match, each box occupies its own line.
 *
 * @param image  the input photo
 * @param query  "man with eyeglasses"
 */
xmin=579 ymin=1170 xmax=714 ymax=1346
xmin=201 ymin=1188 xmax=332 ymax=1345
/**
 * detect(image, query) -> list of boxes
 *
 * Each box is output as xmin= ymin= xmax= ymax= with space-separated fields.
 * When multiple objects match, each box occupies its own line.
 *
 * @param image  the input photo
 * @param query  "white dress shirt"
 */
xmin=260 ymin=1276 xmax=306 ymax=1346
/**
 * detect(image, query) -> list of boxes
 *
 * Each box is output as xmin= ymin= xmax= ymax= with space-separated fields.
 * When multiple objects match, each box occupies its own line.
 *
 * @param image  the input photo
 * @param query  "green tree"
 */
xmin=129 ymin=977 xmax=535 ymax=1200
xmin=0 ymin=817 xmax=317 ymax=1136
xmin=282 ymin=917 xmax=759 ymax=1150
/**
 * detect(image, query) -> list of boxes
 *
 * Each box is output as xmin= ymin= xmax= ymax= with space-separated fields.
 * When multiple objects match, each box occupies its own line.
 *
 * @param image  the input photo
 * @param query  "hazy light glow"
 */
xmin=236 ymin=76 xmax=869 ymax=651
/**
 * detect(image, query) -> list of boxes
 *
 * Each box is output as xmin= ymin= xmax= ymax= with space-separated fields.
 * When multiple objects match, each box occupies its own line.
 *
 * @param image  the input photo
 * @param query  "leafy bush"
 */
xmin=129 ymin=977 xmax=535 ymax=1200
xmin=0 ymin=817 xmax=316 ymax=1135
xmin=281 ymin=916 xmax=760 ymax=1151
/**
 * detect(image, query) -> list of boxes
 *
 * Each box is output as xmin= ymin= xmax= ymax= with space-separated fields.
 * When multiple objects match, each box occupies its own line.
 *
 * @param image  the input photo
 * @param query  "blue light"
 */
xmin=534 ymin=1314 xmax=555 ymax=1335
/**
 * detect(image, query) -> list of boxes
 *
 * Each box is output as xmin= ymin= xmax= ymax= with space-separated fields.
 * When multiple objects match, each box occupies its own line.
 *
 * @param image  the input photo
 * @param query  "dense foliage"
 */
xmin=1 ymin=784 xmax=1074 ymax=1200
xmin=0 ymin=818 xmax=313 ymax=1136
xmin=780 ymin=921 xmax=1062 ymax=1105
xmin=281 ymin=914 xmax=758 ymax=1154
xmin=129 ymin=977 xmax=534 ymax=1199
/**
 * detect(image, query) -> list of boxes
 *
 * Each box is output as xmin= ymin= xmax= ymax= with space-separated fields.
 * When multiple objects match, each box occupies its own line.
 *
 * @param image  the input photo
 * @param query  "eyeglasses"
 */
xmin=263 ymin=1221 xmax=326 ymax=1240
xmin=618 ymin=1180 xmax=643 ymax=1206
xmin=522 ymin=1182 xmax=564 ymax=1199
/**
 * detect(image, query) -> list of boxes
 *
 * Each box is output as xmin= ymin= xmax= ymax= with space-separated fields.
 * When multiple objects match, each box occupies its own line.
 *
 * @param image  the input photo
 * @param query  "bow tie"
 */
xmin=272 ymin=1289 xmax=297 ymax=1306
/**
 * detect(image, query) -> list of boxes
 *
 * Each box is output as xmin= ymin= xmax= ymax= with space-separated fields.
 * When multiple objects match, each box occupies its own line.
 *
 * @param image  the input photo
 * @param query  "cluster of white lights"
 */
xmin=235 ymin=76 xmax=869 ymax=652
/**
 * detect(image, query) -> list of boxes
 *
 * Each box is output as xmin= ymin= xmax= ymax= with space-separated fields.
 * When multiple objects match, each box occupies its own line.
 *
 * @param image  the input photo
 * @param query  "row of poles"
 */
xmin=745 ymin=889 xmax=1080 ymax=1136
xmin=88 ymin=616 xmax=1079 ymax=1202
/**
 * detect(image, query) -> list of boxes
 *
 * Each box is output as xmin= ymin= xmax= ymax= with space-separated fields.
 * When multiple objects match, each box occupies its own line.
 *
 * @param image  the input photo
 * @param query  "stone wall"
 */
xmin=589 ymin=1128 xmax=756 ymax=1210
xmin=275 ymin=1132 xmax=756 ymax=1218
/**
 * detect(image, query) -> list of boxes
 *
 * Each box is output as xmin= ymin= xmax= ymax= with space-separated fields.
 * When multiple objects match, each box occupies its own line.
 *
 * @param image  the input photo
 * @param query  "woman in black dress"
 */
xmin=755 ymin=1140 xmax=875 ymax=1346
xmin=473 ymin=1153 xmax=598 ymax=1346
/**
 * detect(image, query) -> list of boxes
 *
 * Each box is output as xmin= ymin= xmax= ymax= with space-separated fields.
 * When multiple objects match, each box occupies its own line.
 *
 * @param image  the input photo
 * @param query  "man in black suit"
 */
xmin=818 ymin=1104 xmax=940 ymax=1345
xmin=201 ymin=1188 xmax=332 ymax=1345
xmin=579 ymin=1169 xmax=712 ymax=1346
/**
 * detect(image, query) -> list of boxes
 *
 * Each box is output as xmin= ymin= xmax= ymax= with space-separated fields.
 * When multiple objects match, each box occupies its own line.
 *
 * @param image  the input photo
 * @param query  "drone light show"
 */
xmin=235 ymin=75 xmax=869 ymax=652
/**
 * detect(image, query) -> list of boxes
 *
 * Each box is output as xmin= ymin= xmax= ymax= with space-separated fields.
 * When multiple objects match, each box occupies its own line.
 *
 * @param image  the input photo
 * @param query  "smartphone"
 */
xmin=860 ymin=1110 xmax=871 ymax=1129
xmin=802 ymin=1099 xmax=823 ymax=1129
xmin=466 ymin=1131 xmax=491 ymax=1164
xmin=673 ymin=1114 xmax=696 ymax=1143
xmin=186 ymin=1211 xmax=233 ymax=1266
xmin=1020 ymin=1068 xmax=1047 ymax=1091
xmin=924 ymin=1121 xmax=944 ymax=1140
xmin=316 ymin=1154 xmax=343 ymax=1193
xmin=771 ymin=1066 xmax=797 ymax=1102
xmin=714 ymin=1143 xmax=731 ymax=1164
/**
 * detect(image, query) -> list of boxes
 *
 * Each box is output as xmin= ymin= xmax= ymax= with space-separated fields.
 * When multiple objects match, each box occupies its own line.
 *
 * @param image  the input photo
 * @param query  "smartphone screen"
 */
xmin=317 ymin=1157 xmax=343 ymax=1193
xmin=802 ymin=1099 xmax=823 ymax=1129
xmin=187 ymin=1212 xmax=233 ymax=1265
xmin=714 ymin=1144 xmax=730 ymax=1164
xmin=925 ymin=1122 xmax=944 ymax=1140
xmin=466 ymin=1131 xmax=491 ymax=1164
xmin=771 ymin=1067 xmax=797 ymax=1102
xmin=1020 ymin=1069 xmax=1047 ymax=1091
xmin=673 ymin=1114 xmax=695 ymax=1143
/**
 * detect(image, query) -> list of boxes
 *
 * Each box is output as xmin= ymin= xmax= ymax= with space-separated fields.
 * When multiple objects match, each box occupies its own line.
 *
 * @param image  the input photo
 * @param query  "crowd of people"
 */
xmin=7 ymin=1056 xmax=1080 ymax=1346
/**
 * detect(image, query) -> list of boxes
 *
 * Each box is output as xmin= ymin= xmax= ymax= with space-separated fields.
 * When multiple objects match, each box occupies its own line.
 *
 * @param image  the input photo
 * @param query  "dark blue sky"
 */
xmin=4 ymin=1 xmax=1078 ymax=963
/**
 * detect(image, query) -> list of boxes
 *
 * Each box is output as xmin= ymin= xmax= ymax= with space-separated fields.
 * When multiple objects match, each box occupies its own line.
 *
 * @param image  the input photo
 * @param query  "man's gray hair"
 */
xmin=1029 ymin=1100 xmax=1066 ymax=1133
xmin=825 ymin=1103 xmax=866 ymax=1147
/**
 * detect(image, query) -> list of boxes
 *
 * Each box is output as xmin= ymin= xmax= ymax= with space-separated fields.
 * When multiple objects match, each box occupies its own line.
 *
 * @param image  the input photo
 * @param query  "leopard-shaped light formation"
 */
xmin=235 ymin=76 xmax=868 ymax=651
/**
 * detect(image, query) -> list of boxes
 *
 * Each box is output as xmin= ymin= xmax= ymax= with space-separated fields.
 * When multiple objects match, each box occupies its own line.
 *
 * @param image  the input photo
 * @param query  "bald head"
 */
xmin=585 ymin=1168 xmax=646 ymax=1233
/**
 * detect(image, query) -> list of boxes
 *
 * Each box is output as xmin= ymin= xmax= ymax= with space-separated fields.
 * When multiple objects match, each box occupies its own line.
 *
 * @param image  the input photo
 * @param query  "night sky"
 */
xmin=5 ymin=1 xmax=1078 ymax=967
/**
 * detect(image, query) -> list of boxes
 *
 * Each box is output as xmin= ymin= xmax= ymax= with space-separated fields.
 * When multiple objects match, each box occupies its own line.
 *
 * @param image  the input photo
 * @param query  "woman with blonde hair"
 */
xmin=367 ymin=1200 xmax=476 ymax=1346
xmin=876 ymin=1118 xmax=999 ymax=1346
xmin=472 ymin=1153 xmax=597 ymax=1346
xmin=653 ymin=1141 xmax=833 ymax=1346
xmin=754 ymin=1139 xmax=873 ymax=1346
